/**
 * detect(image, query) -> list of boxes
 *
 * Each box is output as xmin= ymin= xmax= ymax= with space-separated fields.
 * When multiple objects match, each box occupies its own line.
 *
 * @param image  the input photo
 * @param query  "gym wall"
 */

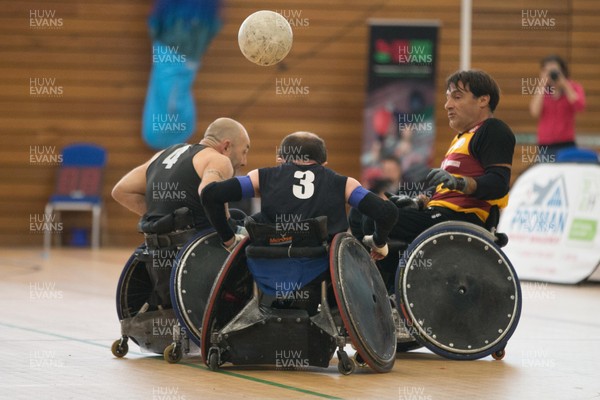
xmin=0 ymin=0 xmax=597 ymax=246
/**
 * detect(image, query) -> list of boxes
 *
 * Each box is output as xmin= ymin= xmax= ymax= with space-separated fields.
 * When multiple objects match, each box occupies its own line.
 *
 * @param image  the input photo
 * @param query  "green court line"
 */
xmin=0 ymin=321 xmax=343 ymax=400
xmin=183 ymin=362 xmax=342 ymax=399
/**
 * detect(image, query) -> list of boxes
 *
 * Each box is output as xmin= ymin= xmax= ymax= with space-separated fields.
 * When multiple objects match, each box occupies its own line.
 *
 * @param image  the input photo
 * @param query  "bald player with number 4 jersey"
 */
xmin=201 ymin=131 xmax=398 ymax=260
xmin=112 ymin=117 xmax=250 ymax=230
xmin=111 ymin=117 xmax=249 ymax=309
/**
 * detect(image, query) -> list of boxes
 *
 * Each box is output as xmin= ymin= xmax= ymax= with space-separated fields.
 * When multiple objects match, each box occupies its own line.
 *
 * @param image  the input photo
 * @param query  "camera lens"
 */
xmin=550 ymin=70 xmax=559 ymax=80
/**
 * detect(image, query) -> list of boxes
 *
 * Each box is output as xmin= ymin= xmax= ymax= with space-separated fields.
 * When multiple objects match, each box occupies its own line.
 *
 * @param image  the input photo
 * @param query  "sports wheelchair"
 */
xmin=111 ymin=208 xmax=229 ymax=363
xmin=387 ymin=206 xmax=521 ymax=360
xmin=351 ymin=203 xmax=521 ymax=360
xmin=394 ymin=218 xmax=521 ymax=360
xmin=200 ymin=217 xmax=397 ymax=375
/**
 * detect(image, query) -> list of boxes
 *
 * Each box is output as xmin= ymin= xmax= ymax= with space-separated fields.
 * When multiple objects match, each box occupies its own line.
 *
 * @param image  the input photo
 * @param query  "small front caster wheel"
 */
xmin=163 ymin=343 xmax=183 ymax=364
xmin=208 ymin=350 xmax=220 ymax=371
xmin=111 ymin=339 xmax=128 ymax=358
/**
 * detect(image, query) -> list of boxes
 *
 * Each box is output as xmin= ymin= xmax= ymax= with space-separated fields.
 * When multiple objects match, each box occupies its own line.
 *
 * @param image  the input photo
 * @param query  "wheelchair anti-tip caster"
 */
xmin=111 ymin=337 xmax=129 ymax=358
xmin=353 ymin=352 xmax=367 ymax=367
xmin=492 ymin=349 xmax=506 ymax=360
xmin=163 ymin=343 xmax=183 ymax=364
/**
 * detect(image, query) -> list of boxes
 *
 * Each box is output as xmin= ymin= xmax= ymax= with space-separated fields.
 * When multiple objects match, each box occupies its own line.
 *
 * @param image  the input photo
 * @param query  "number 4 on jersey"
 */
xmin=162 ymin=145 xmax=191 ymax=169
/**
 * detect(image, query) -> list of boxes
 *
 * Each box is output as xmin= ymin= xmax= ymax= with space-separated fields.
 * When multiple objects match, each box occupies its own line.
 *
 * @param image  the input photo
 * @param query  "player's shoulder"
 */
xmin=258 ymin=164 xmax=282 ymax=175
xmin=192 ymin=145 xmax=231 ymax=174
xmin=480 ymin=118 xmax=513 ymax=134
xmin=326 ymin=166 xmax=349 ymax=180
xmin=193 ymin=145 xmax=220 ymax=162
xmin=163 ymin=143 xmax=190 ymax=154
xmin=477 ymin=118 xmax=514 ymax=142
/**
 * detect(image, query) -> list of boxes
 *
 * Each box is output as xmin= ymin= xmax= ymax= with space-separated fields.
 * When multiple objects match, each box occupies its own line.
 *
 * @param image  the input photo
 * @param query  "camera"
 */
xmin=549 ymin=70 xmax=560 ymax=81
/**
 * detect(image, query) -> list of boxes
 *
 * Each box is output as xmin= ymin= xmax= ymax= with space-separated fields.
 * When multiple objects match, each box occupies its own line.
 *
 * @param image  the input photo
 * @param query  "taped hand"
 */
xmin=362 ymin=235 xmax=389 ymax=260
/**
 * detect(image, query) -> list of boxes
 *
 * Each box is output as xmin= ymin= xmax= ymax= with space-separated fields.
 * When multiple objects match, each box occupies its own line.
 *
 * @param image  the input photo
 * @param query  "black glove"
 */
xmin=426 ymin=168 xmax=466 ymax=191
xmin=385 ymin=193 xmax=420 ymax=210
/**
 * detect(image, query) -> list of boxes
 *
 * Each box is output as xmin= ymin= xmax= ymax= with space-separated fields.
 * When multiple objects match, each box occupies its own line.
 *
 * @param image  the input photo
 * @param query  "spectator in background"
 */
xmin=529 ymin=55 xmax=586 ymax=159
xmin=380 ymin=156 xmax=403 ymax=195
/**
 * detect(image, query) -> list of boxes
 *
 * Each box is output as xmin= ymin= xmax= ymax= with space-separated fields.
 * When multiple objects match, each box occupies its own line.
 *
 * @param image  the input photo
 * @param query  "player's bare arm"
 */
xmin=112 ymin=152 xmax=162 ymax=216
xmin=197 ymin=152 xmax=235 ymax=194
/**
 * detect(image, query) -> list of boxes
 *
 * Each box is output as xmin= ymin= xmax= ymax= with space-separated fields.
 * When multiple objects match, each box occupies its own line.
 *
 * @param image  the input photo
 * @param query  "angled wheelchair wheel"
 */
xmin=116 ymin=245 xmax=153 ymax=322
xmin=170 ymin=231 xmax=229 ymax=346
xmin=201 ymin=238 xmax=253 ymax=367
xmin=330 ymin=233 xmax=396 ymax=373
xmin=114 ymin=245 xmax=154 ymax=351
xmin=395 ymin=222 xmax=522 ymax=360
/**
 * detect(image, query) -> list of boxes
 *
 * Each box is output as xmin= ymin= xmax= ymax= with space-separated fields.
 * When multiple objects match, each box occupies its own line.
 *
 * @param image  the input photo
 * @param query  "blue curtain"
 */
xmin=142 ymin=0 xmax=222 ymax=149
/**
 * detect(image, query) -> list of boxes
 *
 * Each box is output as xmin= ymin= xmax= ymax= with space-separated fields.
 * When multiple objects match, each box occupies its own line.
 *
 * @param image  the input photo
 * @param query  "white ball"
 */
xmin=238 ymin=10 xmax=293 ymax=66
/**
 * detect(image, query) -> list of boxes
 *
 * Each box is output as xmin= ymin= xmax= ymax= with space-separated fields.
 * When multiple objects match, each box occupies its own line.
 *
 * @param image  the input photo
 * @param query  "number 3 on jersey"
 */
xmin=293 ymin=170 xmax=315 ymax=199
xmin=162 ymin=145 xmax=191 ymax=169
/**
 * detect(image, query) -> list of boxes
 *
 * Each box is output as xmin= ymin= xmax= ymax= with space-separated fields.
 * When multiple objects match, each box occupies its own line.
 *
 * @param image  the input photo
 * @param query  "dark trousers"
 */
xmin=352 ymin=206 xmax=485 ymax=244
xmin=349 ymin=206 xmax=486 ymax=293
xmin=389 ymin=206 xmax=485 ymax=242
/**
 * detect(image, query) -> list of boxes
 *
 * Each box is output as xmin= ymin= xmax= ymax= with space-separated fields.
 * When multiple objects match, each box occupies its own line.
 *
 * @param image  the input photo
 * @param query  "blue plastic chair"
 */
xmin=44 ymin=144 xmax=107 ymax=253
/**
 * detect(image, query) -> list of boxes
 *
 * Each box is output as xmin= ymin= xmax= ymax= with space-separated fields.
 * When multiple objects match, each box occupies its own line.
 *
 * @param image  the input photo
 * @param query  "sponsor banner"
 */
xmin=498 ymin=163 xmax=600 ymax=283
xmin=362 ymin=20 xmax=439 ymax=188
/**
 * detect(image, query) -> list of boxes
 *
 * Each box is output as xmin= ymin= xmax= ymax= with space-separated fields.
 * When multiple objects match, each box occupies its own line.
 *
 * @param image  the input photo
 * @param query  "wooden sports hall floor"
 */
xmin=1 ymin=248 xmax=599 ymax=400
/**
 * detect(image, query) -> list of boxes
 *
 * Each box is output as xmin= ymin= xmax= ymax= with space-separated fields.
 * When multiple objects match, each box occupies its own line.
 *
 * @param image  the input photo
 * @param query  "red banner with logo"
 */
xmin=362 ymin=20 xmax=439 ymax=196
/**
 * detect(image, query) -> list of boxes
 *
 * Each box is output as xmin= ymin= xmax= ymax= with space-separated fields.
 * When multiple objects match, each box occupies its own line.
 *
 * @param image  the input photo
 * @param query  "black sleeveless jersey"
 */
xmin=144 ymin=143 xmax=210 ymax=229
xmin=258 ymin=163 xmax=349 ymax=237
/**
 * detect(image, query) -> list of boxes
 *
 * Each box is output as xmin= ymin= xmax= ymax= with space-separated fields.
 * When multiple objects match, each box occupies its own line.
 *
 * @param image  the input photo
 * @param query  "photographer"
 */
xmin=529 ymin=55 xmax=586 ymax=158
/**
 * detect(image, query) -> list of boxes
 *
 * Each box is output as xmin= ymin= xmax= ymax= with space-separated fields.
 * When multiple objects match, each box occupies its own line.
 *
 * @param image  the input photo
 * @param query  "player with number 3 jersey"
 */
xmin=201 ymin=131 xmax=398 ymax=259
